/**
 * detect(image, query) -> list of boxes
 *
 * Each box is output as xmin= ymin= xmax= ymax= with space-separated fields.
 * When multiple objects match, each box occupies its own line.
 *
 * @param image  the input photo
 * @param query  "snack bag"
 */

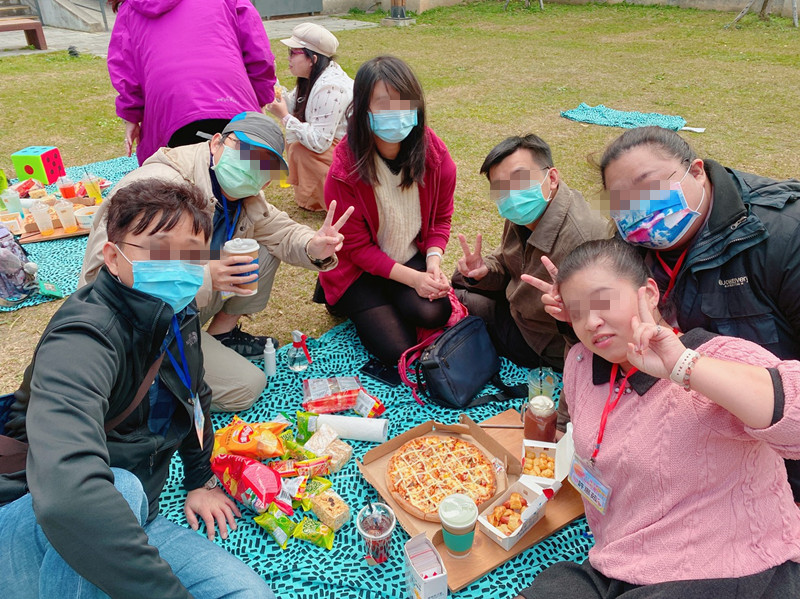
xmin=271 ymin=459 xmax=298 ymax=478
xmin=296 ymin=411 xmax=319 ymax=444
xmin=303 ymin=423 xmax=339 ymax=456
xmin=254 ymin=503 xmax=296 ymax=550
xmin=299 ymin=476 xmax=333 ymax=510
xmin=352 ymin=390 xmax=386 ymax=418
xmin=301 ymin=377 xmax=362 ymax=414
xmin=211 ymin=454 xmax=293 ymax=515
xmin=292 ymin=516 xmax=334 ymax=550
xmin=282 ymin=475 xmax=308 ymax=505
xmin=295 ymin=456 xmax=331 ymax=478
xmin=280 ymin=430 xmax=316 ymax=461
xmin=212 ymin=416 xmax=288 ymax=460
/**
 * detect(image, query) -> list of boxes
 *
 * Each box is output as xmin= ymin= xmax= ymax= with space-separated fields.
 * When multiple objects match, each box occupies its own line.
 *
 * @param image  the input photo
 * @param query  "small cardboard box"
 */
xmin=519 ymin=424 xmax=575 ymax=490
xmin=477 ymin=479 xmax=557 ymax=551
xmin=404 ymin=534 xmax=447 ymax=599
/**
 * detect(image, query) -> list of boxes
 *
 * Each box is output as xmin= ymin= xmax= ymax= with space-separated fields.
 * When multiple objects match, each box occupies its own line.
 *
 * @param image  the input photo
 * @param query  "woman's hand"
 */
xmin=520 ymin=255 xmax=567 ymax=322
xmin=124 ymin=120 xmax=140 ymax=157
xmin=266 ymin=95 xmax=289 ymax=120
xmin=414 ymin=270 xmax=449 ymax=301
xmin=626 ymin=287 xmax=686 ymax=378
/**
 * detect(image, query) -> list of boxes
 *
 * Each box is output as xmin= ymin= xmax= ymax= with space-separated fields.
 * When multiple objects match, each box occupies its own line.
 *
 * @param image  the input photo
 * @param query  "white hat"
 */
xmin=280 ymin=23 xmax=339 ymax=58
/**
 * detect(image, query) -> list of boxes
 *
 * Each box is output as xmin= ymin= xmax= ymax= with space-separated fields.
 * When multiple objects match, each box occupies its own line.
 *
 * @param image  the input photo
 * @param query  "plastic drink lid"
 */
xmin=58 ymin=176 xmax=73 ymax=186
xmin=223 ymin=237 xmax=258 ymax=253
xmin=438 ymin=494 xmax=478 ymax=527
xmin=528 ymin=395 xmax=555 ymax=415
xmin=30 ymin=200 xmax=48 ymax=212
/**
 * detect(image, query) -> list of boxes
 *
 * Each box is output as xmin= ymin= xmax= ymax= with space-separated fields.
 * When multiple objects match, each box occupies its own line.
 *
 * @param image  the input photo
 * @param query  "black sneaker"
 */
xmin=212 ymin=325 xmax=279 ymax=358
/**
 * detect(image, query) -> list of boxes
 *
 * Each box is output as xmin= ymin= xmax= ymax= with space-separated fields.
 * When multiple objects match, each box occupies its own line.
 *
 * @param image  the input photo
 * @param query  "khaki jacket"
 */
xmin=80 ymin=142 xmax=330 ymax=307
xmin=461 ymin=181 xmax=615 ymax=364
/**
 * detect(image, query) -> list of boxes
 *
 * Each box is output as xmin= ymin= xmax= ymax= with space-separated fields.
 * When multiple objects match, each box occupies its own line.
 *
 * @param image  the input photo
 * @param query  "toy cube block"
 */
xmin=11 ymin=146 xmax=66 ymax=185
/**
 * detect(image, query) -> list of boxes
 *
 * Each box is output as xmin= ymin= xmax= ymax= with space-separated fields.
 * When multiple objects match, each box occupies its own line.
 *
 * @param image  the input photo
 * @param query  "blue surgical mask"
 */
xmin=368 ymin=110 xmax=418 ymax=143
xmin=611 ymin=167 xmax=705 ymax=250
xmin=211 ymin=145 xmax=271 ymax=198
xmin=116 ymin=246 xmax=205 ymax=313
xmin=496 ymin=173 xmax=553 ymax=226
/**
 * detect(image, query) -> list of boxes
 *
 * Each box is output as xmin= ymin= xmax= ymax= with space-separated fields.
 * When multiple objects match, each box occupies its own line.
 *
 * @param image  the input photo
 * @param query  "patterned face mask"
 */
xmin=611 ymin=166 xmax=705 ymax=250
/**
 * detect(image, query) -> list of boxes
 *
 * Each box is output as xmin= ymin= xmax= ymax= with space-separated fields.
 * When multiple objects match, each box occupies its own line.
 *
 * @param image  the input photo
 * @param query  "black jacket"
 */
xmin=652 ymin=160 xmax=800 ymax=361
xmin=1 ymin=268 xmax=214 ymax=598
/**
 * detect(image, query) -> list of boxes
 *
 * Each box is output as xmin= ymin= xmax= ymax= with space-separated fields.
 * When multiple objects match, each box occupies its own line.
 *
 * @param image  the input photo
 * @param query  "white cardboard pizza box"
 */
xmin=477 ymin=480 xmax=551 ymax=552
xmin=519 ymin=424 xmax=575 ymax=490
xmin=404 ymin=533 xmax=448 ymax=599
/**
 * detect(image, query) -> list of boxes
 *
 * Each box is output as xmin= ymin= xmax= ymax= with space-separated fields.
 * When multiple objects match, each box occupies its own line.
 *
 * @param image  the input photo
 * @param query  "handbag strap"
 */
xmin=104 ymin=354 xmax=164 ymax=433
xmin=469 ymin=373 xmax=528 ymax=407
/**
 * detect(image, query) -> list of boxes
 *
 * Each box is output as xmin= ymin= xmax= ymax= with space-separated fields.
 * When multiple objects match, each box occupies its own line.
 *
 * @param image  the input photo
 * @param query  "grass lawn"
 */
xmin=0 ymin=1 xmax=798 ymax=392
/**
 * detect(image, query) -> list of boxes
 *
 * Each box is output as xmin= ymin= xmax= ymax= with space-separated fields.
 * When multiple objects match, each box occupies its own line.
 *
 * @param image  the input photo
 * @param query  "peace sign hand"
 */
xmin=625 ymin=287 xmax=686 ymax=379
xmin=520 ymin=255 xmax=568 ymax=322
xmin=307 ymin=200 xmax=355 ymax=261
xmin=457 ymin=233 xmax=488 ymax=281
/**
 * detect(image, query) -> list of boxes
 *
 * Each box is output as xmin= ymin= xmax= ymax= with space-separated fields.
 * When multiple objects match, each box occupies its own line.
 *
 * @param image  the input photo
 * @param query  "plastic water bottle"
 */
xmin=286 ymin=330 xmax=311 ymax=372
xmin=263 ymin=338 xmax=276 ymax=378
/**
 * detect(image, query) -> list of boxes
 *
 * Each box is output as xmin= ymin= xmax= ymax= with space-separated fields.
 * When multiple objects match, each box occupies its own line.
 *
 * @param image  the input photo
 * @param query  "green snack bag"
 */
xmin=301 ymin=476 xmax=333 ymax=511
xmin=280 ymin=428 xmax=316 ymax=460
xmin=296 ymin=411 xmax=319 ymax=444
xmin=292 ymin=516 xmax=334 ymax=550
xmin=254 ymin=503 xmax=296 ymax=550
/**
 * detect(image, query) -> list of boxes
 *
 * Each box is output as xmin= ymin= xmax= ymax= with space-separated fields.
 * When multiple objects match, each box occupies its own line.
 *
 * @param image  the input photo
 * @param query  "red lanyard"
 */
xmin=591 ymin=363 xmax=638 ymax=462
xmin=655 ymin=247 xmax=689 ymax=303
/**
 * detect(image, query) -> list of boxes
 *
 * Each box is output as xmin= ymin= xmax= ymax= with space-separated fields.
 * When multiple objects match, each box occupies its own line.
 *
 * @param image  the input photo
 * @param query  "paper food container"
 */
xmin=519 ymin=424 xmax=575 ymax=490
xmin=404 ymin=533 xmax=448 ymax=599
xmin=477 ymin=479 xmax=558 ymax=552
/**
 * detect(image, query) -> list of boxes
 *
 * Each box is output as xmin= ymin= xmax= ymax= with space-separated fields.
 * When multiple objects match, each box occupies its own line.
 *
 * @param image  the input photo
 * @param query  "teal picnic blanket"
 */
xmin=158 ymin=321 xmax=592 ymax=598
xmin=561 ymin=103 xmax=687 ymax=131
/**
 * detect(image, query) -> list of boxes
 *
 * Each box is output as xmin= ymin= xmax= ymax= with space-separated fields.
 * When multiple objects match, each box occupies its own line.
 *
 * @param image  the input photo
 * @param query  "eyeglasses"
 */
xmin=223 ymin=137 xmax=284 ymax=171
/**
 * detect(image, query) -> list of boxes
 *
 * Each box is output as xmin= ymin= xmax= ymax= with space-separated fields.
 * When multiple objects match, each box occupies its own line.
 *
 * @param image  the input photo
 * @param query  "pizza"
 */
xmin=386 ymin=435 xmax=497 ymax=521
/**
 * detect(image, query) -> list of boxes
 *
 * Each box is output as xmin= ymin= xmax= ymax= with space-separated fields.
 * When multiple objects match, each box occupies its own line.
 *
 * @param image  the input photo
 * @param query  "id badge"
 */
xmin=192 ymin=393 xmax=205 ymax=450
xmin=568 ymin=454 xmax=612 ymax=514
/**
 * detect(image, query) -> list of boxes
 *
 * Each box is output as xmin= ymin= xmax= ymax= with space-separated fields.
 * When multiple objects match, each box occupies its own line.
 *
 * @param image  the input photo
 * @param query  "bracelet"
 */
xmin=669 ymin=348 xmax=701 ymax=391
xmin=426 ymin=250 xmax=443 ymax=260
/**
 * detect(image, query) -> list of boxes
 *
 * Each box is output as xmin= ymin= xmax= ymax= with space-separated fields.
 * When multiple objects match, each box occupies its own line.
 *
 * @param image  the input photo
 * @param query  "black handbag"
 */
xmin=414 ymin=316 xmax=526 ymax=409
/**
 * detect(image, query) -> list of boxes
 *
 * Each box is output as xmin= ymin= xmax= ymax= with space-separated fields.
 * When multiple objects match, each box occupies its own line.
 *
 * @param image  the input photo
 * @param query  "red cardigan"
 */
xmin=319 ymin=127 xmax=456 ymax=305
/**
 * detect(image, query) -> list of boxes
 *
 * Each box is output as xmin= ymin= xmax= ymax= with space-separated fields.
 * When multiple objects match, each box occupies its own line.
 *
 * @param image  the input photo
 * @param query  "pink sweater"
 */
xmin=565 ymin=334 xmax=800 ymax=584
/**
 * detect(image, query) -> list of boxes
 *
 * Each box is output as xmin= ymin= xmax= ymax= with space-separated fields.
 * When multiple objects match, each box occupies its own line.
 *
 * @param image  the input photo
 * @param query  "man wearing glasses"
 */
xmin=81 ymin=112 xmax=352 ymax=412
xmin=1 ymin=180 xmax=274 ymax=597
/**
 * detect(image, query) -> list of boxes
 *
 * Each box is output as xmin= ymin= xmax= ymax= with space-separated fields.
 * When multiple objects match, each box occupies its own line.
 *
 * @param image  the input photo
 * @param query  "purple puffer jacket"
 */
xmin=108 ymin=0 xmax=276 ymax=165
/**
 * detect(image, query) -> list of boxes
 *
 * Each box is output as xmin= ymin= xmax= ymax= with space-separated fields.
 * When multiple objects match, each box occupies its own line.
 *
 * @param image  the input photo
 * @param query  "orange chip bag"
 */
xmin=213 ymin=416 xmax=288 ymax=460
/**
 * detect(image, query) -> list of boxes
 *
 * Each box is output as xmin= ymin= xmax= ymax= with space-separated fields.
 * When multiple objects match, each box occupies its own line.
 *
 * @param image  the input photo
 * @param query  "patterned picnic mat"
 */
xmin=158 ymin=322 xmax=592 ymax=598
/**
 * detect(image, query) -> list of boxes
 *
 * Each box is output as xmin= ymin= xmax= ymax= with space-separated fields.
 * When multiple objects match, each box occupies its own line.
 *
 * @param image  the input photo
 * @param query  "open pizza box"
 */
xmin=358 ymin=411 xmax=585 ymax=592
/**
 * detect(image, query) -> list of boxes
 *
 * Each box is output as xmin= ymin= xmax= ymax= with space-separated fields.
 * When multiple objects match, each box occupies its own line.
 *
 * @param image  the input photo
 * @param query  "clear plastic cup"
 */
xmin=29 ymin=201 xmax=54 ymax=236
xmin=57 ymin=176 xmax=77 ymax=199
xmin=527 ymin=367 xmax=557 ymax=400
xmin=82 ymin=176 xmax=103 ymax=204
xmin=54 ymin=199 xmax=78 ymax=233
xmin=356 ymin=503 xmax=396 ymax=564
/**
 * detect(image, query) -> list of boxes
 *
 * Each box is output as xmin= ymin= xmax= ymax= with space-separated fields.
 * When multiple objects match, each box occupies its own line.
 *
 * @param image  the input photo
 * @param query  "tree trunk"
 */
xmin=793 ymin=0 xmax=798 ymax=27
xmin=726 ymin=0 xmax=759 ymax=27
xmin=758 ymin=0 xmax=771 ymax=20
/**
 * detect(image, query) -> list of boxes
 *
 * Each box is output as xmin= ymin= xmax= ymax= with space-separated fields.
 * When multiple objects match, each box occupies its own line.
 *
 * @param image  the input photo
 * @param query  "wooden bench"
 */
xmin=0 ymin=17 xmax=47 ymax=50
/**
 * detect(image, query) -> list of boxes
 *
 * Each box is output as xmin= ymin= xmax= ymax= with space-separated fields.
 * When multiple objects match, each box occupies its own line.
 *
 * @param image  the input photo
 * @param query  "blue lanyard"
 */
xmin=165 ymin=316 xmax=192 ymax=394
xmin=221 ymin=194 xmax=242 ymax=243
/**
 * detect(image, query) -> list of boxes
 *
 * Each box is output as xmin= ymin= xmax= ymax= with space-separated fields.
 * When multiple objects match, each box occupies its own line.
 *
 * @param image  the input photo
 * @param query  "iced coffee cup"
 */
xmin=356 ymin=503 xmax=396 ymax=564
xmin=222 ymin=237 xmax=259 ymax=293
xmin=438 ymin=493 xmax=478 ymax=558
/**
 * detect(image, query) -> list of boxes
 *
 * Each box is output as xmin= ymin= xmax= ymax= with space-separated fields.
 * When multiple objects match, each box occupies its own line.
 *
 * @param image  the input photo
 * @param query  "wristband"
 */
xmin=669 ymin=348 xmax=701 ymax=391
xmin=426 ymin=250 xmax=443 ymax=260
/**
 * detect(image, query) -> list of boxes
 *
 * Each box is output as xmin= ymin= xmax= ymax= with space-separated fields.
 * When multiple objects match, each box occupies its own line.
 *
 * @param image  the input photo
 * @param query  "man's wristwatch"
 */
xmin=203 ymin=475 xmax=219 ymax=491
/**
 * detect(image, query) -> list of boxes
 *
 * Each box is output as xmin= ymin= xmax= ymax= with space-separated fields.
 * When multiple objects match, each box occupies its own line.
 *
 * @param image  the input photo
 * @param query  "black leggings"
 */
xmin=333 ymin=255 xmax=452 ymax=365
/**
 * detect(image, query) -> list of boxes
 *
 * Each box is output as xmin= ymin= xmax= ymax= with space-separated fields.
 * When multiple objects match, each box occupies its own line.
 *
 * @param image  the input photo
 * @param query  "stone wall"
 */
xmin=322 ymin=0 xmax=796 ymax=18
